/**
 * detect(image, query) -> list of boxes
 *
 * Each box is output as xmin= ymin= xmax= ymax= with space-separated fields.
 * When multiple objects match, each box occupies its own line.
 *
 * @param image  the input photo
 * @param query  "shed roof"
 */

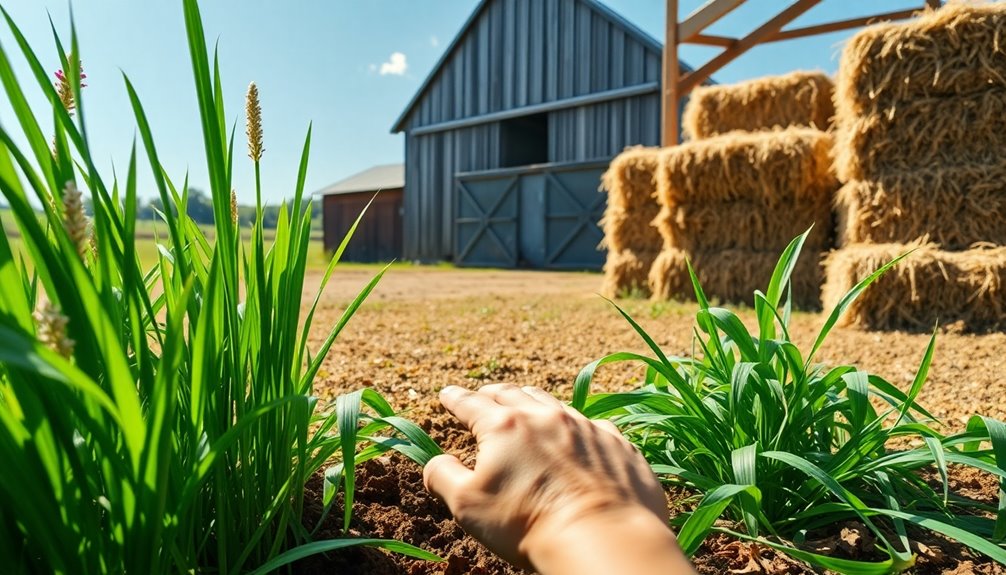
xmin=316 ymin=163 xmax=404 ymax=196
xmin=392 ymin=0 xmax=689 ymax=133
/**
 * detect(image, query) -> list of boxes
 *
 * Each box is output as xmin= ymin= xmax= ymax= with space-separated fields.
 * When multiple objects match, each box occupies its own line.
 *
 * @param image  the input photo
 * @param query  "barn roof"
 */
xmin=316 ymin=163 xmax=404 ymax=196
xmin=392 ymin=0 xmax=684 ymax=133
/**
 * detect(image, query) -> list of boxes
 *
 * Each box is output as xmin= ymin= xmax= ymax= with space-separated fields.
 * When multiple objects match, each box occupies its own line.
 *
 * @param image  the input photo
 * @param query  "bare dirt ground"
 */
xmin=296 ymin=266 xmax=1006 ymax=575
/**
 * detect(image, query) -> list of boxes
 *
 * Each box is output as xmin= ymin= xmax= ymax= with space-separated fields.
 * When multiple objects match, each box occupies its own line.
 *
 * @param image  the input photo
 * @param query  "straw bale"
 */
xmin=653 ymin=197 xmax=833 ymax=253
xmin=683 ymin=71 xmax=835 ymax=140
xmin=601 ymin=146 xmax=662 ymax=211
xmin=822 ymin=242 xmax=1006 ymax=331
xmin=648 ymin=247 xmax=823 ymax=309
xmin=835 ymin=2 xmax=1006 ymax=120
xmin=599 ymin=204 xmax=663 ymax=253
xmin=656 ymin=128 xmax=836 ymax=209
xmin=835 ymin=165 xmax=1006 ymax=249
xmin=834 ymin=88 xmax=1006 ymax=181
xmin=601 ymin=249 xmax=661 ymax=298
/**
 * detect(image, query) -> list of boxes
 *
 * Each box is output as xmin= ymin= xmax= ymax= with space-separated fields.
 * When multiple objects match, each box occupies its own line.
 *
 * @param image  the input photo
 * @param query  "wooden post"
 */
xmin=662 ymin=0 xmax=679 ymax=146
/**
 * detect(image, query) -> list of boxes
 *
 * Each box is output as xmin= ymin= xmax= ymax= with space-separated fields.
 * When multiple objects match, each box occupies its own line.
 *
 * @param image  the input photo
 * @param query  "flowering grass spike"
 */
xmin=61 ymin=181 xmax=89 ymax=260
xmin=246 ymin=81 xmax=263 ymax=161
xmin=33 ymin=302 xmax=74 ymax=359
xmin=54 ymin=58 xmax=85 ymax=114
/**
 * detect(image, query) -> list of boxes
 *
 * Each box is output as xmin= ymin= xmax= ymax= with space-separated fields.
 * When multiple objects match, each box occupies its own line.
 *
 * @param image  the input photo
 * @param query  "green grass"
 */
xmin=0 ymin=2 xmax=443 ymax=574
xmin=574 ymin=231 xmax=1006 ymax=573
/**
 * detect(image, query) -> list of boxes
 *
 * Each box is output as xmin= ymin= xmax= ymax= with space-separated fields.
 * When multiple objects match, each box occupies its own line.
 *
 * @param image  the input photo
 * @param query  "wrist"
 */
xmin=522 ymin=506 xmax=694 ymax=575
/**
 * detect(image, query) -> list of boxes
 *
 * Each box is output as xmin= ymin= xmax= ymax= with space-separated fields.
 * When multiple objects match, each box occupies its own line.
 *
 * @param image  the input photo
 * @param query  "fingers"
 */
xmin=439 ymin=385 xmax=498 ymax=430
xmin=523 ymin=386 xmax=601 ymax=428
xmin=480 ymin=383 xmax=542 ymax=408
xmin=520 ymin=386 xmax=564 ymax=408
xmin=423 ymin=453 xmax=473 ymax=509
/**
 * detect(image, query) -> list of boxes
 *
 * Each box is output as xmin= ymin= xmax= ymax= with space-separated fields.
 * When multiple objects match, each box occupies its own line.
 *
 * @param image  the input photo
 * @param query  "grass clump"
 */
xmin=574 ymin=230 xmax=1006 ymax=573
xmin=0 ymin=2 xmax=441 ymax=573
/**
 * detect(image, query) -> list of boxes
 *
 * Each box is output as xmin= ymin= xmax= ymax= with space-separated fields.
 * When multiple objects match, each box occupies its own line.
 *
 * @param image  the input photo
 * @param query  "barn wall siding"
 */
xmin=323 ymin=190 xmax=403 ymax=262
xmin=545 ymin=93 xmax=693 ymax=163
xmin=403 ymin=0 xmax=661 ymax=131
xmin=403 ymin=124 xmax=501 ymax=261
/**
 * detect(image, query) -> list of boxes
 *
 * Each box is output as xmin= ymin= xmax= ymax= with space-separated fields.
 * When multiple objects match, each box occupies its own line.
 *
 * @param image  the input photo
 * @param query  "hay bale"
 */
xmin=648 ymin=247 xmax=823 ymax=309
xmin=822 ymin=242 xmax=1006 ymax=331
xmin=601 ymin=249 xmax=660 ymax=298
xmin=599 ymin=204 xmax=663 ymax=253
xmin=834 ymin=89 xmax=1006 ymax=181
xmin=835 ymin=165 xmax=1006 ymax=249
xmin=656 ymin=128 xmax=836 ymax=209
xmin=835 ymin=2 xmax=1006 ymax=120
xmin=683 ymin=71 xmax=835 ymax=140
xmin=653 ymin=197 xmax=833 ymax=253
xmin=601 ymin=146 xmax=662 ymax=211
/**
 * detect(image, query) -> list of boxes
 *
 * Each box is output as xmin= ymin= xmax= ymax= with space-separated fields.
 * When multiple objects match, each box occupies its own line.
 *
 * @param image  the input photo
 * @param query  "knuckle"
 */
xmin=479 ymin=409 xmax=521 ymax=433
xmin=542 ymin=408 xmax=576 ymax=428
xmin=494 ymin=410 xmax=521 ymax=430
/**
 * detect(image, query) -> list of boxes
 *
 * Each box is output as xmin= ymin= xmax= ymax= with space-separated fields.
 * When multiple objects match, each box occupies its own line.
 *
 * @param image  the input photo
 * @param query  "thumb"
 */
xmin=423 ymin=453 xmax=473 ymax=510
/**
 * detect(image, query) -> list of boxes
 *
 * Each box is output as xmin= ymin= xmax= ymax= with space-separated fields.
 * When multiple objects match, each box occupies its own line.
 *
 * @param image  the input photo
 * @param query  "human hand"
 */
xmin=423 ymin=384 xmax=694 ymax=574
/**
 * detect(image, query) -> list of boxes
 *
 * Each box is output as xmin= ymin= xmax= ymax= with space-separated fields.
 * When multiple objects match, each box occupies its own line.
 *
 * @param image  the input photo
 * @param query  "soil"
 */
xmin=293 ymin=267 xmax=1006 ymax=574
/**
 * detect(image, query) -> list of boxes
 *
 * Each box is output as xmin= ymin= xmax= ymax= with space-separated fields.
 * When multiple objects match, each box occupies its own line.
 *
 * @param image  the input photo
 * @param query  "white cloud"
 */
xmin=379 ymin=52 xmax=407 ymax=76
xmin=430 ymin=35 xmax=439 ymax=47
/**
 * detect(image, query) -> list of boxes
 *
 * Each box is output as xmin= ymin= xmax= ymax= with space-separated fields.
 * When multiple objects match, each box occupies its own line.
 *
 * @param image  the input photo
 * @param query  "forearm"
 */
xmin=523 ymin=508 xmax=696 ymax=575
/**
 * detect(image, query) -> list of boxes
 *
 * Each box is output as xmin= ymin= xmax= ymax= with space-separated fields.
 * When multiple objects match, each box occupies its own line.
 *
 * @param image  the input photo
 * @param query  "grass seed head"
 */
xmin=54 ymin=57 xmax=85 ymax=115
xmin=230 ymin=188 xmax=239 ymax=224
xmin=62 ymin=181 xmax=89 ymax=260
xmin=33 ymin=301 xmax=75 ymax=359
xmin=246 ymin=82 xmax=263 ymax=162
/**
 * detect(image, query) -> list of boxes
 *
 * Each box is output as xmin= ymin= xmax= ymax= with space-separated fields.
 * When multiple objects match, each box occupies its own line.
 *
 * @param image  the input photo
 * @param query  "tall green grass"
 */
xmin=574 ymin=231 xmax=1006 ymax=573
xmin=0 ymin=2 xmax=441 ymax=573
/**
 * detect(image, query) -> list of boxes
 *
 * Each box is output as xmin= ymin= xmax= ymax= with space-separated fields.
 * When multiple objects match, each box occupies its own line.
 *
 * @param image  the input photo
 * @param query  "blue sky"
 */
xmin=0 ymin=0 xmax=926 ymax=205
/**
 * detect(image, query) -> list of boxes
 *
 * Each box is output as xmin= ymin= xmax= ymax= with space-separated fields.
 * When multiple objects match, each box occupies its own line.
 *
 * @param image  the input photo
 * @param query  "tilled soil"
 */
xmin=294 ymin=267 xmax=1006 ymax=574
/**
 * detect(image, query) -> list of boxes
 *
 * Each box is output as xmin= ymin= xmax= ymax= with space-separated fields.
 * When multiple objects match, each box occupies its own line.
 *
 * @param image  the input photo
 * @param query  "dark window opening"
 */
xmin=500 ymin=112 xmax=548 ymax=168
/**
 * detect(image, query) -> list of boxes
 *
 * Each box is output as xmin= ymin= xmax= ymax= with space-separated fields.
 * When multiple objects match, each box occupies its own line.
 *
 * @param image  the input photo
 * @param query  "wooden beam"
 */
xmin=410 ymin=83 xmax=660 ymax=136
xmin=679 ymin=0 xmax=821 ymax=95
xmin=679 ymin=0 xmax=746 ymax=42
xmin=691 ymin=33 xmax=736 ymax=47
xmin=662 ymin=0 xmax=680 ymax=146
xmin=765 ymin=9 xmax=921 ymax=42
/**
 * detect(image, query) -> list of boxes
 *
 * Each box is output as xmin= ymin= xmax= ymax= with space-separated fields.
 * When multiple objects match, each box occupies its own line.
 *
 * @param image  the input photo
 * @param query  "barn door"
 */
xmin=543 ymin=167 xmax=606 ymax=269
xmin=455 ymin=175 xmax=519 ymax=267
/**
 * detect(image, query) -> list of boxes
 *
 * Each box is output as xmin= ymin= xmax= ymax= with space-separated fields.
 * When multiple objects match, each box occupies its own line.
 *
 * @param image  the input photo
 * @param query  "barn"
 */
xmin=392 ymin=0 xmax=698 ymax=268
xmin=317 ymin=163 xmax=403 ymax=262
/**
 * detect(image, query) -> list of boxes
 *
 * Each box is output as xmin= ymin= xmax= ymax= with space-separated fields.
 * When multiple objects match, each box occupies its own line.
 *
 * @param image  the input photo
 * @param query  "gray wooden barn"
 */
xmin=392 ymin=0 xmax=696 ymax=268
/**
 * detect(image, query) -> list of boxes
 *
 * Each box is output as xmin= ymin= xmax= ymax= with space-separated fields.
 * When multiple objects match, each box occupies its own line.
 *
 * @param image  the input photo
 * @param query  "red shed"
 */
xmin=317 ymin=163 xmax=404 ymax=262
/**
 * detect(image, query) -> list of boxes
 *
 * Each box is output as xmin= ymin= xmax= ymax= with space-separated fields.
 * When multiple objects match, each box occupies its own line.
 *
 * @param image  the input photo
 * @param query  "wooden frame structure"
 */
xmin=661 ymin=0 xmax=943 ymax=145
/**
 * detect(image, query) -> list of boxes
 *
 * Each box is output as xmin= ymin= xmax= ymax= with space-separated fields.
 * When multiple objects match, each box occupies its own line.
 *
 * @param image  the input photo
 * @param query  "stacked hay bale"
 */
xmin=648 ymin=72 xmax=839 ymax=308
xmin=825 ymin=2 xmax=1006 ymax=330
xmin=683 ymin=71 xmax=835 ymax=139
xmin=600 ymin=147 xmax=664 ymax=297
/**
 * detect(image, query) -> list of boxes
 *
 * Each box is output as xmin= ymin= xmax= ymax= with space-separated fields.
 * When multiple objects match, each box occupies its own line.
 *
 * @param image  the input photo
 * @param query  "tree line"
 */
xmin=2 ymin=191 xmax=321 ymax=231
xmin=134 ymin=189 xmax=320 ymax=229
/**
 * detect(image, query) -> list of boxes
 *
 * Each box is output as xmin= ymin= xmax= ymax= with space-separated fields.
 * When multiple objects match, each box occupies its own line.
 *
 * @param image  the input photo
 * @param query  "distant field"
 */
xmin=0 ymin=208 xmax=323 ymax=241
xmin=2 ymin=208 xmax=333 ymax=271
xmin=4 ymin=233 xmax=333 ymax=272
